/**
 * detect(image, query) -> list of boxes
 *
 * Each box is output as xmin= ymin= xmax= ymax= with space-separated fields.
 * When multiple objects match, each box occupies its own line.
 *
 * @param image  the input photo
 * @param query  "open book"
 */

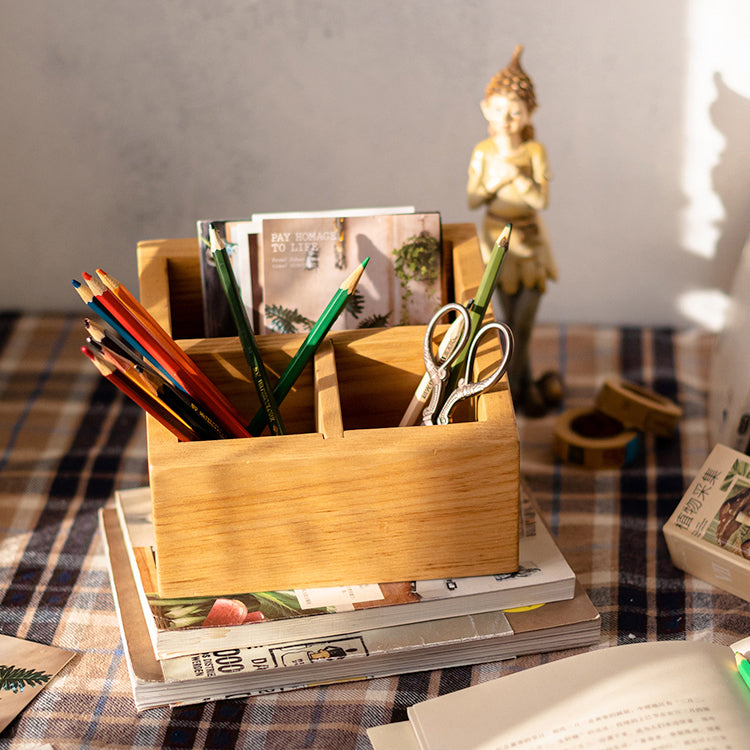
xmin=368 ymin=639 xmax=750 ymax=750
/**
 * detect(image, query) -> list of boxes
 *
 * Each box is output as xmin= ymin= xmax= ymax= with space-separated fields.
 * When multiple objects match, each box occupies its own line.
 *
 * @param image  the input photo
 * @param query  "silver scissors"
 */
xmin=420 ymin=303 xmax=514 ymax=426
xmin=420 ymin=303 xmax=472 ymax=426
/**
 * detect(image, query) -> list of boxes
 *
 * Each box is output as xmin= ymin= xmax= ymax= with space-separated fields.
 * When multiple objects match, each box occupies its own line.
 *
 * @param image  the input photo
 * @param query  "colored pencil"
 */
xmin=247 ymin=257 xmax=370 ymax=436
xmin=134 ymin=364 xmax=229 ymax=440
xmin=211 ymin=227 xmax=286 ymax=436
xmin=82 ymin=272 xmax=250 ymax=438
xmin=445 ymin=224 xmax=511 ymax=394
xmin=81 ymin=347 xmax=199 ymax=441
xmin=84 ymin=318 xmax=141 ymax=363
xmin=92 ymin=333 xmax=228 ymax=441
xmin=95 ymin=268 xmax=198 ymax=373
xmin=98 ymin=327 xmax=226 ymax=436
xmin=735 ymin=652 xmax=750 ymax=691
xmin=73 ymin=280 xmax=173 ymax=381
xmin=95 ymin=268 xmax=148 ymax=318
xmin=88 ymin=340 xmax=195 ymax=428
xmin=86 ymin=338 xmax=141 ymax=384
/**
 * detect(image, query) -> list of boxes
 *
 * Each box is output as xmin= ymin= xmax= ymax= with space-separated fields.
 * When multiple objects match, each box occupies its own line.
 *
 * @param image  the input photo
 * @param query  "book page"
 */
xmin=368 ymin=721 xmax=421 ymax=750
xmin=408 ymin=641 xmax=750 ymax=750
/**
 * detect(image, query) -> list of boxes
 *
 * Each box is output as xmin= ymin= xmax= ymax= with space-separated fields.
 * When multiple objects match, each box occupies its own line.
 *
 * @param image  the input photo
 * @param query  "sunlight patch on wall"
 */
xmin=677 ymin=288 xmax=730 ymax=332
xmin=681 ymin=1 xmax=750 ymax=260
xmin=680 ymin=3 xmax=725 ymax=258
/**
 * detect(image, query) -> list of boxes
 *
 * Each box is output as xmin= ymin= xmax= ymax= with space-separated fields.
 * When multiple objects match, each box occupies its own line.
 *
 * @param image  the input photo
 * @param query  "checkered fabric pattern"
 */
xmin=1 ymin=313 xmax=744 ymax=750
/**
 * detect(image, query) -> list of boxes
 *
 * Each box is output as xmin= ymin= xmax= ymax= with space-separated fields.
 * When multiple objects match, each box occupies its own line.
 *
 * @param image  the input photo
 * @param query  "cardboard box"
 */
xmin=136 ymin=224 xmax=520 ymax=598
xmin=663 ymin=443 xmax=750 ymax=601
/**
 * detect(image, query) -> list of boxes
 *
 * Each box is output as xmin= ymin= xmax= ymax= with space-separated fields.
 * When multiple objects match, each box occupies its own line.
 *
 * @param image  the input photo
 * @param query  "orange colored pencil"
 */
xmin=82 ymin=272 xmax=250 ymax=438
xmin=84 ymin=271 xmax=248 ymax=436
xmin=82 ymin=347 xmax=199 ymax=441
xmin=91 ymin=334 xmax=228 ymax=440
xmin=95 ymin=268 xmax=192 ymax=368
xmin=92 ymin=341 xmax=191 ymax=425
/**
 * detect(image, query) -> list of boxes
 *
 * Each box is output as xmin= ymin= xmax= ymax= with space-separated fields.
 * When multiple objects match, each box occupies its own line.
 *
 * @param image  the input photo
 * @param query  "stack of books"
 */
xmin=100 ymin=485 xmax=600 ymax=711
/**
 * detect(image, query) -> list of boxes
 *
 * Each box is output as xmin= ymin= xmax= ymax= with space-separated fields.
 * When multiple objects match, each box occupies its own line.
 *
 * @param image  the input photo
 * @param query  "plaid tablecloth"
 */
xmin=0 ymin=313 xmax=741 ymax=750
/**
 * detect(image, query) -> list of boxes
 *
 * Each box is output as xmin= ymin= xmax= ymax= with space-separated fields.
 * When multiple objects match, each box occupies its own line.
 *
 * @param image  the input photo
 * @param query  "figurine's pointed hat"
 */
xmin=484 ymin=44 xmax=537 ymax=113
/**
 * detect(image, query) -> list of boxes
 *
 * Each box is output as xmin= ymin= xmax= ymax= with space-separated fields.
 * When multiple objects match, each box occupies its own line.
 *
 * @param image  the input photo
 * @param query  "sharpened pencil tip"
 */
xmin=72 ymin=279 xmax=81 ymax=288
xmin=96 ymin=267 xmax=119 ymax=292
xmin=343 ymin=258 xmax=369 ymax=293
xmin=497 ymin=223 xmax=512 ymax=246
xmin=209 ymin=224 xmax=225 ymax=250
xmin=83 ymin=272 xmax=107 ymax=295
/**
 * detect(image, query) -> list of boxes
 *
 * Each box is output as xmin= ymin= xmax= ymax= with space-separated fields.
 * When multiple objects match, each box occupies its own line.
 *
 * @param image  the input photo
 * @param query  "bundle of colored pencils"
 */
xmin=74 ymin=269 xmax=249 ymax=441
xmin=73 ymin=256 xmax=370 ymax=441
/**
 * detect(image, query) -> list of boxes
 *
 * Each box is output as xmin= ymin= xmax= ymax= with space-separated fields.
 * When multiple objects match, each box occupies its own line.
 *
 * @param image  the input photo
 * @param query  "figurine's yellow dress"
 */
xmin=467 ymin=138 xmax=558 ymax=295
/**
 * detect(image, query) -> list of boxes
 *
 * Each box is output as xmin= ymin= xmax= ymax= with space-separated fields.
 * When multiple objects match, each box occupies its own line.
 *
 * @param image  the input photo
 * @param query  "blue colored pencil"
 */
xmin=72 ymin=279 xmax=179 ymax=388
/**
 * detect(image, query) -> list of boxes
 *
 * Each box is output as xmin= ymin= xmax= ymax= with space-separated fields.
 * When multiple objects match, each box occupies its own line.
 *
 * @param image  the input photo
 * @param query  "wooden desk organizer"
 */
xmin=137 ymin=224 xmax=519 ymax=598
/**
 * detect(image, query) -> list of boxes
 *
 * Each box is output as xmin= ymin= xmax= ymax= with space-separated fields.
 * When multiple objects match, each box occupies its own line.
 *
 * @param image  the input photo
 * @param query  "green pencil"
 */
xmin=247 ymin=256 xmax=370 ymax=436
xmin=211 ymin=226 xmax=286 ymax=437
xmin=735 ymin=652 xmax=750 ymax=691
xmin=445 ymin=224 xmax=512 ymax=394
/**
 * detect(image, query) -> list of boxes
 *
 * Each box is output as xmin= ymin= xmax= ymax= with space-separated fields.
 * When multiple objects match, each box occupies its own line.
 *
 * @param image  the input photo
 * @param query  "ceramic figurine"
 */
xmin=467 ymin=45 xmax=562 ymax=416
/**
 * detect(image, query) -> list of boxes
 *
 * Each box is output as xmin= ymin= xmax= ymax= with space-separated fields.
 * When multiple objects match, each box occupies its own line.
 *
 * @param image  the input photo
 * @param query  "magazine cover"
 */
xmin=667 ymin=444 xmax=750 ymax=557
xmin=257 ymin=212 xmax=443 ymax=334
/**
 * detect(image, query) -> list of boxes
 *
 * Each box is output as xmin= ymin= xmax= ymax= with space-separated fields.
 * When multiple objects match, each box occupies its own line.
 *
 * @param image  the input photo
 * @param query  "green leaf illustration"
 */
xmin=346 ymin=290 xmax=365 ymax=319
xmin=392 ymin=230 xmax=440 ymax=324
xmin=264 ymin=304 xmax=314 ymax=334
xmin=252 ymin=591 xmax=328 ymax=619
xmin=358 ymin=312 xmax=392 ymax=329
xmin=0 ymin=665 xmax=51 ymax=693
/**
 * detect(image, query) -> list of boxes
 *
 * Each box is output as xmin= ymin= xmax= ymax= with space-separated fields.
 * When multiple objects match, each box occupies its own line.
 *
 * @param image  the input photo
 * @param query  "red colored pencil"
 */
xmin=82 ymin=272 xmax=250 ymax=438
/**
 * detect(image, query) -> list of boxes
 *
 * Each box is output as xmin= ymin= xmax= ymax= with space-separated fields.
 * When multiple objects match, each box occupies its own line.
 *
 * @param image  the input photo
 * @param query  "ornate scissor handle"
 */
xmin=420 ymin=303 xmax=471 ymax=426
xmin=435 ymin=322 xmax=514 ymax=425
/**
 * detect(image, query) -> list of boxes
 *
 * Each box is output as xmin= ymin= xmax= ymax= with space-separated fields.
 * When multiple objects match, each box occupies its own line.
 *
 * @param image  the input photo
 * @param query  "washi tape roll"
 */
xmin=553 ymin=407 xmax=641 ymax=469
xmin=595 ymin=378 xmax=682 ymax=437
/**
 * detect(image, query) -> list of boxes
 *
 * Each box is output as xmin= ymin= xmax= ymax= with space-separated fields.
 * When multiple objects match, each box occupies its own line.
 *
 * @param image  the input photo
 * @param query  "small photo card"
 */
xmin=0 ymin=634 xmax=75 ymax=733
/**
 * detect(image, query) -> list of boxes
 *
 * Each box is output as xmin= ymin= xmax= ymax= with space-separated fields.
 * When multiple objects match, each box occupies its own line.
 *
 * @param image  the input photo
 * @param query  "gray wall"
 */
xmin=2 ymin=0 xmax=749 ymax=327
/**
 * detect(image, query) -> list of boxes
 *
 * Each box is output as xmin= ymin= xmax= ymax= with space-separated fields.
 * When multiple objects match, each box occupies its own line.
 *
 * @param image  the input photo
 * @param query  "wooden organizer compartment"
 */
xmin=137 ymin=224 xmax=520 ymax=598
